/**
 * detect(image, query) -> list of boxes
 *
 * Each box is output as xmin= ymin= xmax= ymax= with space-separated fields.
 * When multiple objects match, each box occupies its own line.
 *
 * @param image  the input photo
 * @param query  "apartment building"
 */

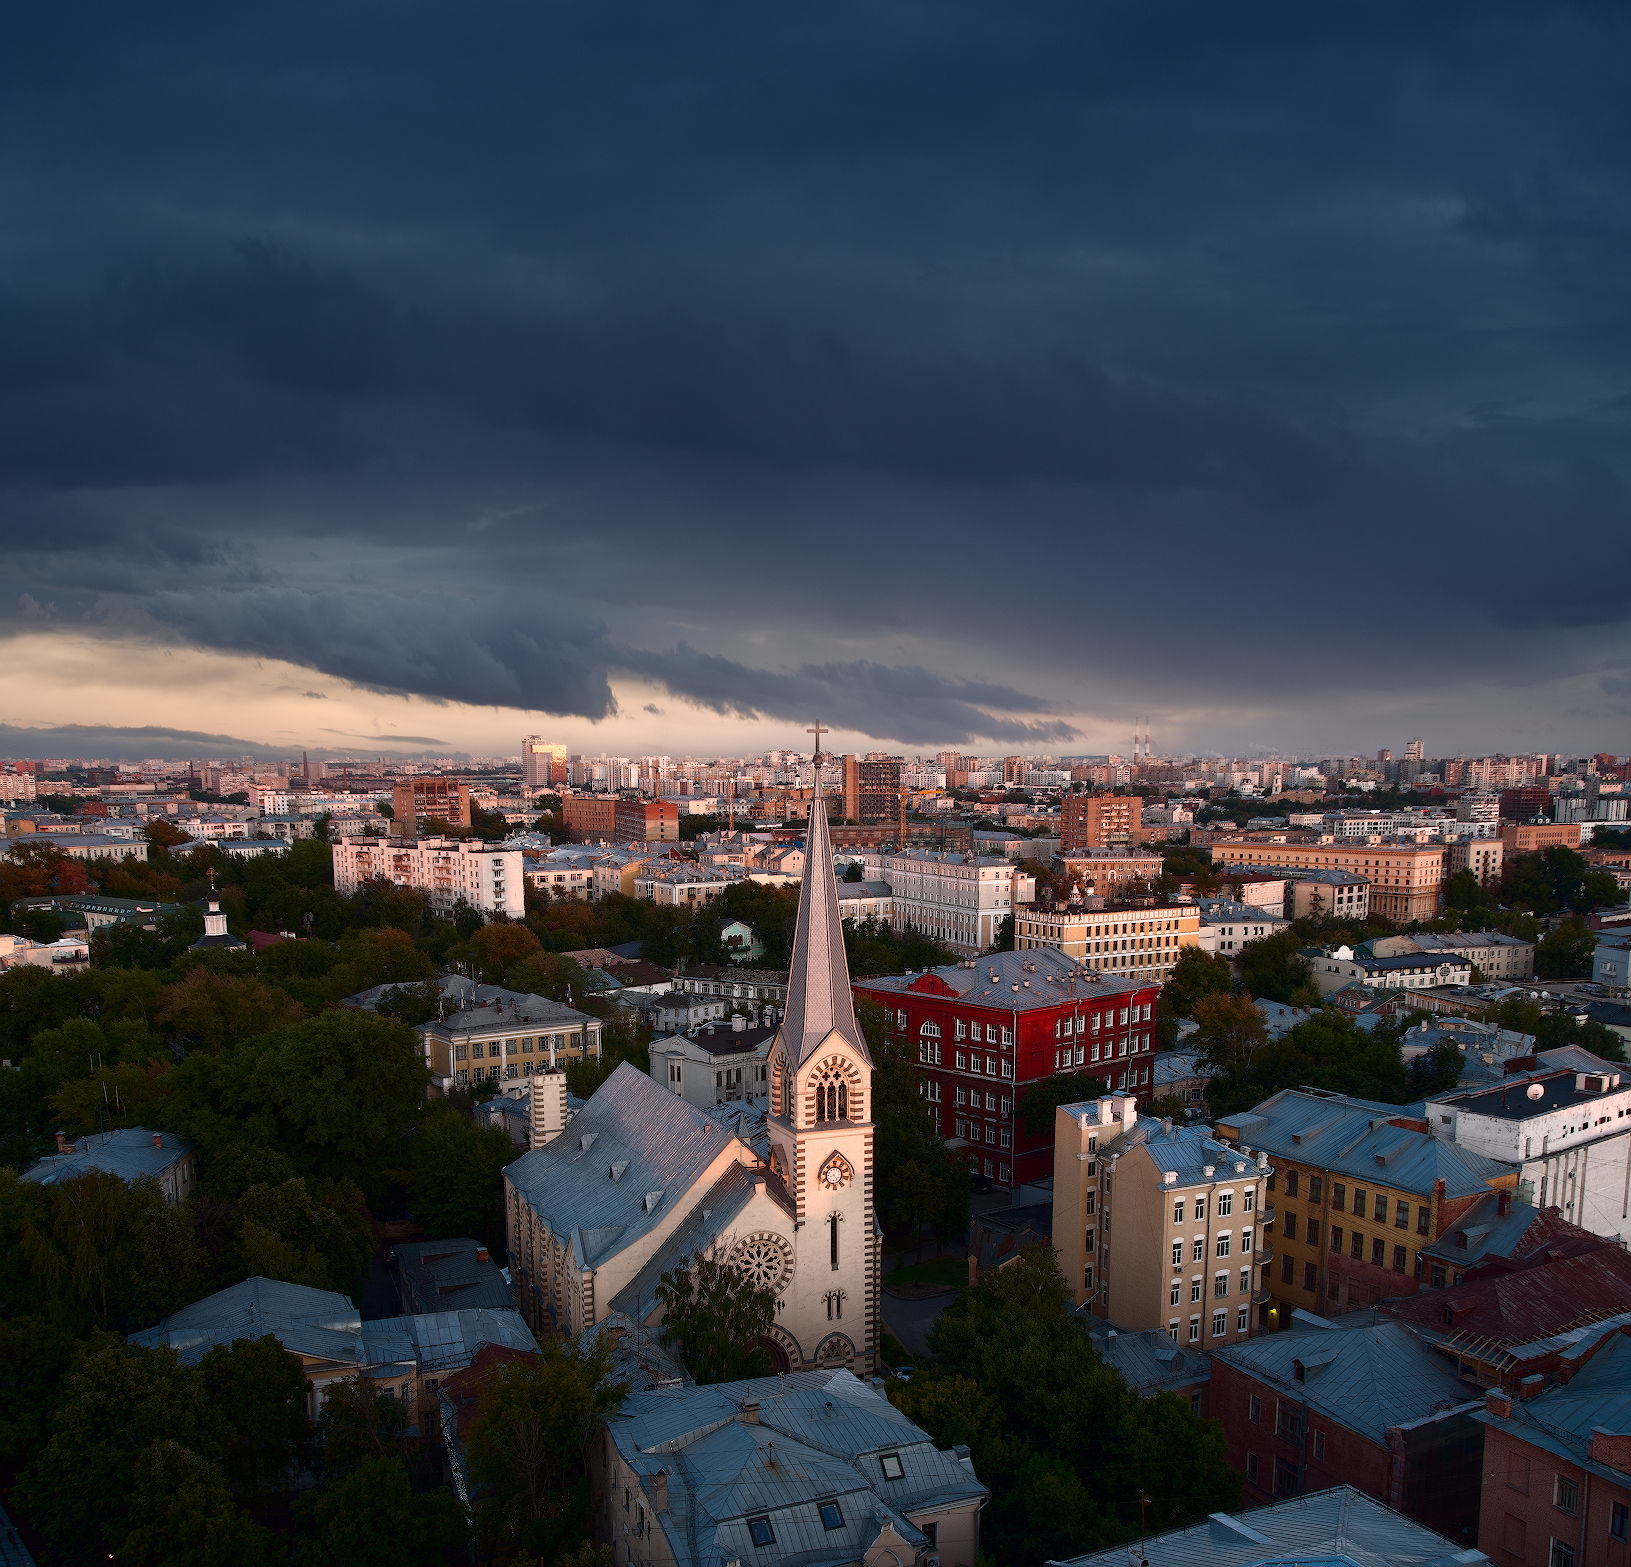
xmin=614 ymin=798 xmax=679 ymax=844
xmin=1210 ymin=840 xmax=1445 ymax=923
xmin=632 ymin=861 xmax=745 ymax=906
xmin=1052 ymin=1094 xmax=1271 ymax=1348
xmin=562 ymin=795 xmax=619 ymax=841
xmin=331 ymin=835 xmax=524 ymax=917
xmin=852 ymin=848 xmax=1033 ymax=955
xmin=1214 ymin=1088 xmax=1518 ymax=1320
xmin=1370 ymin=931 xmax=1536 ymax=981
xmin=1013 ymin=896 xmax=1202 ymax=986
xmin=1426 ymin=1059 xmax=1631 ymax=1242
xmin=1306 ymin=944 xmax=1475 ymax=998
xmin=840 ymin=754 xmax=903 ymax=823
xmin=1196 ymin=898 xmax=1290 ymax=957
xmin=854 ymin=949 xmax=1158 ymax=1188
xmin=1446 ymin=836 xmax=1505 ymax=887
xmin=521 ymin=737 xmax=569 ymax=788
xmin=420 ymin=987 xmax=601 ymax=1091
xmin=1055 ymin=846 xmax=1168 ymax=896
xmin=1475 ymin=1333 xmax=1631 ymax=1567
xmin=1061 ymin=792 xmax=1144 ymax=851
xmin=1500 ymin=822 xmax=1584 ymax=853
xmin=390 ymin=777 xmax=471 ymax=833
xmin=648 ymin=1018 xmax=776 ymax=1108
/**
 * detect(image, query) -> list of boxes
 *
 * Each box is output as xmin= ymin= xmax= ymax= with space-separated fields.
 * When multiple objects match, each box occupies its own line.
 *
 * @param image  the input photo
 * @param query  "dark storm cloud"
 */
xmin=0 ymin=722 xmax=340 ymax=762
xmin=4 ymin=0 xmax=1631 ymax=745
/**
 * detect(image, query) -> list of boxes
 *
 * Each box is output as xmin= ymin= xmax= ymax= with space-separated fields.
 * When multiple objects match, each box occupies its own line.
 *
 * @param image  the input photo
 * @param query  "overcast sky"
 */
xmin=5 ymin=0 xmax=1629 ymax=761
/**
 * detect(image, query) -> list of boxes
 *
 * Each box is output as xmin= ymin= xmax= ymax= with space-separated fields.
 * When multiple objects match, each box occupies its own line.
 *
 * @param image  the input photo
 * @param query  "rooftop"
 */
xmin=1474 ymin=1329 xmax=1631 ymax=1481
xmin=23 ymin=1127 xmax=191 ymax=1189
xmin=1051 ymin=1485 xmax=1487 ymax=1567
xmin=1433 ymin=1066 xmax=1627 ymax=1121
xmin=856 ymin=946 xmax=1152 ymax=1010
xmin=394 ymin=1237 xmax=517 ymax=1314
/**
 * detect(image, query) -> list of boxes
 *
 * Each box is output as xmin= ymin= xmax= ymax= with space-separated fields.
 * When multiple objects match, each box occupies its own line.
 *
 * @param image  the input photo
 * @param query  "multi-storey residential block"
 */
xmin=1368 ymin=930 xmax=1535 ymax=981
xmin=1474 ymin=1333 xmax=1631 ymax=1567
xmin=1500 ymin=822 xmax=1583 ymax=853
xmin=1055 ymin=846 xmax=1168 ymax=896
xmin=1013 ymin=896 xmax=1202 ymax=986
xmin=562 ymin=794 xmax=619 ymax=840
xmin=332 ymin=835 xmax=523 ymax=917
xmin=1595 ymin=931 xmax=1631 ymax=998
xmin=1499 ymin=786 xmax=1555 ymax=822
xmin=1052 ymin=1094 xmax=1270 ymax=1347
xmin=1446 ymin=836 xmax=1505 ymax=887
xmin=840 ymin=754 xmax=902 ymax=823
xmin=852 ymin=848 xmax=1033 ymax=955
xmin=1061 ymin=792 xmax=1144 ymax=851
xmin=390 ymin=777 xmax=471 ymax=832
xmin=614 ymin=797 xmax=679 ymax=843
xmin=633 ymin=861 xmax=745 ymax=906
xmin=1210 ymin=840 xmax=1445 ymax=923
xmin=1306 ymin=943 xmax=1475 ymax=997
xmin=521 ymin=736 xmax=569 ymax=788
xmin=1214 ymin=1088 xmax=1518 ymax=1320
xmin=1196 ymin=898 xmax=1289 ymax=957
xmin=648 ymin=1018 xmax=776 ymax=1107
xmin=854 ymin=949 xmax=1158 ymax=1189
xmin=1426 ymin=1057 xmax=1631 ymax=1242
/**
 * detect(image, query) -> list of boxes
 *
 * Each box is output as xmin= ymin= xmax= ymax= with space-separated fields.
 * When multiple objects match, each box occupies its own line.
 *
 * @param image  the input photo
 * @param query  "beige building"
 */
xmin=332 ymin=834 xmax=524 ymax=917
xmin=390 ymin=777 xmax=471 ymax=832
xmin=1445 ymin=836 xmax=1504 ymax=887
xmin=1053 ymin=1095 xmax=1271 ymax=1349
xmin=1061 ymin=792 xmax=1144 ymax=851
xmin=1055 ymin=847 xmax=1167 ymax=897
xmin=1014 ymin=897 xmax=1201 ymax=985
xmin=1210 ymin=839 xmax=1444 ymax=923
xmin=1499 ymin=821 xmax=1582 ymax=853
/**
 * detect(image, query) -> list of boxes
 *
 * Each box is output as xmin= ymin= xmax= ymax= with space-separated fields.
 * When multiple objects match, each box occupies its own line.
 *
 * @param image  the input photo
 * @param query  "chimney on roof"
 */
xmin=1485 ymin=1388 xmax=1513 ymax=1418
xmin=740 ymin=1400 xmax=760 ymax=1425
xmin=1497 ymin=1188 xmax=1513 ymax=1217
xmin=475 ymin=1246 xmax=490 ymax=1264
xmin=150 ymin=1132 xmax=163 ymax=1148
xmin=54 ymin=1130 xmax=74 ymax=1155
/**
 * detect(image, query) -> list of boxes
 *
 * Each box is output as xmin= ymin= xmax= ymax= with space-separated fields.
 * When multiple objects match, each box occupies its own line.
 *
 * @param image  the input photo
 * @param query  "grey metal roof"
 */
xmin=1219 ymin=1089 xmax=1511 ymax=1199
xmin=1080 ymin=1321 xmax=1210 ymax=1397
xmin=1080 ymin=1109 xmax=1263 ymax=1191
xmin=505 ymin=1063 xmax=742 ymax=1268
xmin=0 ymin=1501 xmax=35 ymax=1567
xmin=608 ymin=1368 xmax=985 ymax=1567
xmin=129 ymin=1277 xmax=364 ymax=1365
xmin=1051 ymin=1485 xmax=1488 ymax=1567
xmin=395 ymin=1238 xmax=517 ymax=1313
xmin=22 ymin=1127 xmax=191 ymax=1188
xmin=858 ymin=946 xmax=1149 ymax=1011
xmin=1210 ymin=1321 xmax=1474 ymax=1444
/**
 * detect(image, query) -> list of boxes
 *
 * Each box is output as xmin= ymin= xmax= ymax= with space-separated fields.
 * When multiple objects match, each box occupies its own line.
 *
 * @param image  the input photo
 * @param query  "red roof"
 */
xmin=1385 ymin=1242 xmax=1631 ymax=1349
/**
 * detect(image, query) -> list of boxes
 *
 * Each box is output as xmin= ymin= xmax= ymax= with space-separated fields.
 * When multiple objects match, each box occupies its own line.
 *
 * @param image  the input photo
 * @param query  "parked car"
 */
xmin=969 ymin=1173 xmax=994 ymax=1194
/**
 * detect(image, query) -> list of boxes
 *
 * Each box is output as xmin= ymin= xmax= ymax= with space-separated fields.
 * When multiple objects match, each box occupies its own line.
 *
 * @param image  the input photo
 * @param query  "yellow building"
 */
xmin=1210 ymin=840 xmax=1444 ymax=923
xmin=1053 ymin=1095 xmax=1271 ymax=1348
xmin=1015 ymin=898 xmax=1201 ymax=986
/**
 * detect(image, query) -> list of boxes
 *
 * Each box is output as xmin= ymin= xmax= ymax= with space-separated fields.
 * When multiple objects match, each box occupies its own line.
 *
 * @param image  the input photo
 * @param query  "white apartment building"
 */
xmin=1194 ymin=899 xmax=1289 ymax=957
xmin=648 ymin=1018 xmax=776 ymax=1108
xmin=854 ymin=849 xmax=1035 ymax=955
xmin=632 ymin=861 xmax=746 ymax=907
xmin=332 ymin=835 xmax=524 ymax=918
xmin=1369 ymin=930 xmax=1535 ymax=981
xmin=1427 ymin=1056 xmax=1631 ymax=1241
xmin=522 ymin=849 xmax=600 ymax=900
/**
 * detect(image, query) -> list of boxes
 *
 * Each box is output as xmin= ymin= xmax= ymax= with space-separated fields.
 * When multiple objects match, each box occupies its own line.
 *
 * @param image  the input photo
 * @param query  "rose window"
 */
xmin=729 ymin=1232 xmax=795 ymax=1295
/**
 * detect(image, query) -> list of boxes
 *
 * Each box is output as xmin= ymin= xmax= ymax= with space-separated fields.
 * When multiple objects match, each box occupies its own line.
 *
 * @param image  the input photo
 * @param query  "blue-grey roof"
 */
xmin=1154 ymin=1050 xmax=1205 ymax=1086
xmin=1211 ymin=1321 xmax=1475 ymax=1443
xmin=395 ymin=1238 xmax=517 ymax=1313
xmin=22 ymin=1127 xmax=191 ymax=1188
xmin=360 ymin=1308 xmax=536 ymax=1374
xmin=857 ymin=946 xmax=1149 ymax=1011
xmin=1080 ymin=1321 xmax=1210 ymax=1398
xmin=1050 ymin=1485 xmax=1488 ymax=1567
xmin=1073 ymin=1106 xmax=1264 ymax=1191
xmin=1255 ymin=999 xmax=1315 ymax=1039
xmin=130 ymin=1277 xmax=363 ymax=1365
xmin=1473 ymin=1330 xmax=1631 ymax=1483
xmin=505 ymin=1063 xmax=742 ymax=1268
xmin=1219 ymin=1089 xmax=1511 ymax=1199
xmin=0 ymin=1501 xmax=35 ymax=1567
xmin=608 ymin=1368 xmax=985 ymax=1567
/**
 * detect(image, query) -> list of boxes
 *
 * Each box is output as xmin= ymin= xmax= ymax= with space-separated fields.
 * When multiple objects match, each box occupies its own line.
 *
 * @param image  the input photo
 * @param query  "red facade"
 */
xmin=853 ymin=955 xmax=1158 ymax=1189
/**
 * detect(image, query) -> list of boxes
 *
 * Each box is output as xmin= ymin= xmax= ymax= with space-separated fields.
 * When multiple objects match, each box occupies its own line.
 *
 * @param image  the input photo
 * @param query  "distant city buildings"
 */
xmin=331 ymin=835 xmax=523 ymax=917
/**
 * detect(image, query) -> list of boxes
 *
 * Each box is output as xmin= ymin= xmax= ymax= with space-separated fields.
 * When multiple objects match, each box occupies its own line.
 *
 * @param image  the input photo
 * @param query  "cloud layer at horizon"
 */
xmin=4 ymin=0 xmax=1630 ymax=757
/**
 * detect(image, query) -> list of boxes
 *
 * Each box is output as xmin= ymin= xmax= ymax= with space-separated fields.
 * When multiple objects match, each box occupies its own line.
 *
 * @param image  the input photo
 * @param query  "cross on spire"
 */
xmin=806 ymin=723 xmax=828 ymax=765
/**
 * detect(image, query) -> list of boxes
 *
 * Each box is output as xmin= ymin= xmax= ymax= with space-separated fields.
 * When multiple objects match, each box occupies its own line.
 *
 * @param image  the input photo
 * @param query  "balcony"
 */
xmin=1254 ymin=1247 xmax=1274 ymax=1266
xmin=1252 ymin=1284 xmax=1272 ymax=1304
xmin=1258 ymin=1205 xmax=1277 ymax=1226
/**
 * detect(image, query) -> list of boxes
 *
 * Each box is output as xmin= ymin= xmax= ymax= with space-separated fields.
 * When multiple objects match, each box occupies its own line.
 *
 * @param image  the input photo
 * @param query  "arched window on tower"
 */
xmin=814 ymin=1065 xmax=850 ymax=1122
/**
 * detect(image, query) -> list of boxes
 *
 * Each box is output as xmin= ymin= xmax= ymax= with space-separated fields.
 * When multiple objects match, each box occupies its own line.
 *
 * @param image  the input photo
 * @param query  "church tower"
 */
xmin=765 ymin=749 xmax=880 ymax=1372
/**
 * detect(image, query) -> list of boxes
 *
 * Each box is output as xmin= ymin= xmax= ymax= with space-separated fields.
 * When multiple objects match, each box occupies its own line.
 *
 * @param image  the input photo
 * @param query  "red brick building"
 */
xmin=614 ymin=798 xmax=679 ymax=844
xmin=1475 ymin=1328 xmax=1631 ymax=1567
xmin=852 ymin=948 xmax=1157 ymax=1188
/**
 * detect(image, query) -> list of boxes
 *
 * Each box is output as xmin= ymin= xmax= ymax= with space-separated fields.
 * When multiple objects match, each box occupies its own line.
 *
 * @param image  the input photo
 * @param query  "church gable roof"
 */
xmin=780 ymin=775 xmax=871 ymax=1070
xmin=506 ymin=1063 xmax=739 ymax=1264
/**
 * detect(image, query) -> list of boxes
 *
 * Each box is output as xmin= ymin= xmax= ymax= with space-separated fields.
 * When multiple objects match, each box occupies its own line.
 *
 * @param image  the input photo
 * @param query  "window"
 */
xmin=1242 ymin=1227 xmax=1254 ymax=1252
xmin=1246 ymin=1452 xmax=1260 ymax=1481
xmin=1191 ymin=1278 xmax=1203 ymax=1303
xmin=1238 ymin=1306 xmax=1251 ymax=1331
xmin=1192 ymin=1238 xmax=1206 ymax=1262
xmin=1332 ymin=1183 xmax=1345 ymax=1211
xmin=1373 ymin=1194 xmax=1389 ymax=1226
xmin=1352 ymin=1189 xmax=1367 ymax=1218
xmin=1240 ymin=1268 xmax=1251 ymax=1293
xmin=879 ymin=1453 xmax=904 ymax=1481
xmin=1248 ymin=1394 xmax=1262 ymax=1423
xmin=1331 ymin=1225 xmax=1343 ymax=1253
xmin=1084 ymin=1228 xmax=1096 ymax=1252
xmin=1304 ymin=1261 xmax=1317 ymax=1291
xmin=1610 ymin=1501 xmax=1628 ymax=1541
xmin=1309 ymin=1175 xmax=1323 ymax=1204
xmin=1171 ymin=1280 xmax=1182 ymax=1306
xmin=1219 ymin=1191 xmax=1234 ymax=1216
xmin=1285 ymin=1170 xmax=1299 ymax=1198
xmin=1283 ymin=1211 xmax=1297 ymax=1240
xmin=1417 ymin=1205 xmax=1430 ymax=1236
xmin=921 ymin=1522 xmax=938 ymax=1548
xmin=1277 ymin=1402 xmax=1303 ymax=1438
xmin=1194 ymin=1197 xmax=1208 ymax=1221
xmin=1173 ymin=1199 xmax=1186 ymax=1223
xmin=1550 ymin=1540 xmax=1576 ymax=1567
xmin=818 ymin=1500 xmax=845 ymax=1531
xmin=1392 ymin=1245 xmax=1407 ymax=1273
xmin=1350 ymin=1231 xmax=1363 ymax=1259
xmin=1212 ymin=1310 xmax=1227 ymax=1337
xmin=1555 ymin=1475 xmax=1580 ymax=1515
xmin=1188 ymin=1318 xmax=1200 ymax=1343
xmin=1312 ymin=1429 xmax=1326 ymax=1460
xmin=1371 ymin=1237 xmax=1385 ymax=1267
xmin=1394 ymin=1200 xmax=1410 ymax=1230
xmin=1306 ymin=1219 xmax=1320 ymax=1248
xmin=748 ymin=1517 xmax=776 ymax=1547
xmin=1280 ymin=1254 xmax=1293 ymax=1284
xmin=1214 ymin=1272 xmax=1229 ymax=1297
xmin=1172 ymin=1241 xmax=1184 ymax=1267
xmin=1243 ymin=1189 xmax=1256 ymax=1212
xmin=1216 ymin=1234 xmax=1232 ymax=1258
xmin=956 ymin=1052 xmax=966 ymax=1070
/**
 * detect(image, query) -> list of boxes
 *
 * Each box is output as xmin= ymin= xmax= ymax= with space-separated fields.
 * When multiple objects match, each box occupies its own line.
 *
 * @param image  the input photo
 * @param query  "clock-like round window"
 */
xmin=729 ymin=1231 xmax=795 ymax=1295
xmin=819 ymin=1152 xmax=854 ymax=1191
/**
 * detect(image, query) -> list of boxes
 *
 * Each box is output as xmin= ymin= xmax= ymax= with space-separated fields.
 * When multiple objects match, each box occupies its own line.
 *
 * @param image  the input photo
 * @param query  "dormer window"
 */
xmin=879 ymin=1452 xmax=904 ymax=1481
xmin=748 ymin=1516 xmax=775 ymax=1546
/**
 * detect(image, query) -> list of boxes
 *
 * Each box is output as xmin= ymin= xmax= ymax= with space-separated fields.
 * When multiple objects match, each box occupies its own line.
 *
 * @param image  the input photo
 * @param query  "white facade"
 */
xmin=649 ymin=1019 xmax=776 ymax=1108
xmin=1428 ymin=1063 xmax=1631 ymax=1241
xmin=1193 ymin=899 xmax=1289 ymax=956
xmin=0 ymin=932 xmax=91 ymax=973
xmin=332 ymin=835 xmax=524 ymax=917
xmin=854 ymin=849 xmax=1034 ymax=955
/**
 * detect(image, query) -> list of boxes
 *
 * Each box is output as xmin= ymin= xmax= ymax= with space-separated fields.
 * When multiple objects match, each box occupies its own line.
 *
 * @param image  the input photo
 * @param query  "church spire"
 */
xmin=781 ymin=743 xmax=871 ymax=1068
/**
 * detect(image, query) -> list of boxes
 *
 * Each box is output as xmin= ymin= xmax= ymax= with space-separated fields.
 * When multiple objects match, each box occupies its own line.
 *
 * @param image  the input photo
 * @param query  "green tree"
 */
xmin=120 ymin=1439 xmax=276 ymax=1567
xmin=1443 ymin=868 xmax=1488 ymax=912
xmin=1238 ymin=929 xmax=1317 ymax=1005
xmin=199 ymin=1335 xmax=314 ymax=1506
xmin=156 ymin=968 xmax=305 ymax=1053
xmin=231 ymin=1178 xmax=375 ymax=1294
xmin=1162 ymin=947 xmax=1233 ymax=1018
xmin=408 ymin=1105 xmax=516 ymax=1242
xmin=312 ymin=1374 xmax=412 ymax=1477
xmin=655 ymin=1252 xmax=777 ymax=1383
xmin=373 ymin=978 xmax=442 ymax=1025
xmin=294 ymin=1455 xmax=467 ymax=1567
xmin=1018 ymin=1071 xmax=1111 ymax=1138
xmin=1190 ymin=992 xmax=1270 ymax=1077
xmin=1536 ymin=917 xmax=1597 ymax=979
xmin=464 ymin=1339 xmax=626 ymax=1562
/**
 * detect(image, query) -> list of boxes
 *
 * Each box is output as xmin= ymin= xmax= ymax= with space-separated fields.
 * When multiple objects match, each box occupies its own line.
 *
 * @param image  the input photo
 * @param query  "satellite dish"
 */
xmin=1526 ymin=1082 xmax=1545 ymax=1100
